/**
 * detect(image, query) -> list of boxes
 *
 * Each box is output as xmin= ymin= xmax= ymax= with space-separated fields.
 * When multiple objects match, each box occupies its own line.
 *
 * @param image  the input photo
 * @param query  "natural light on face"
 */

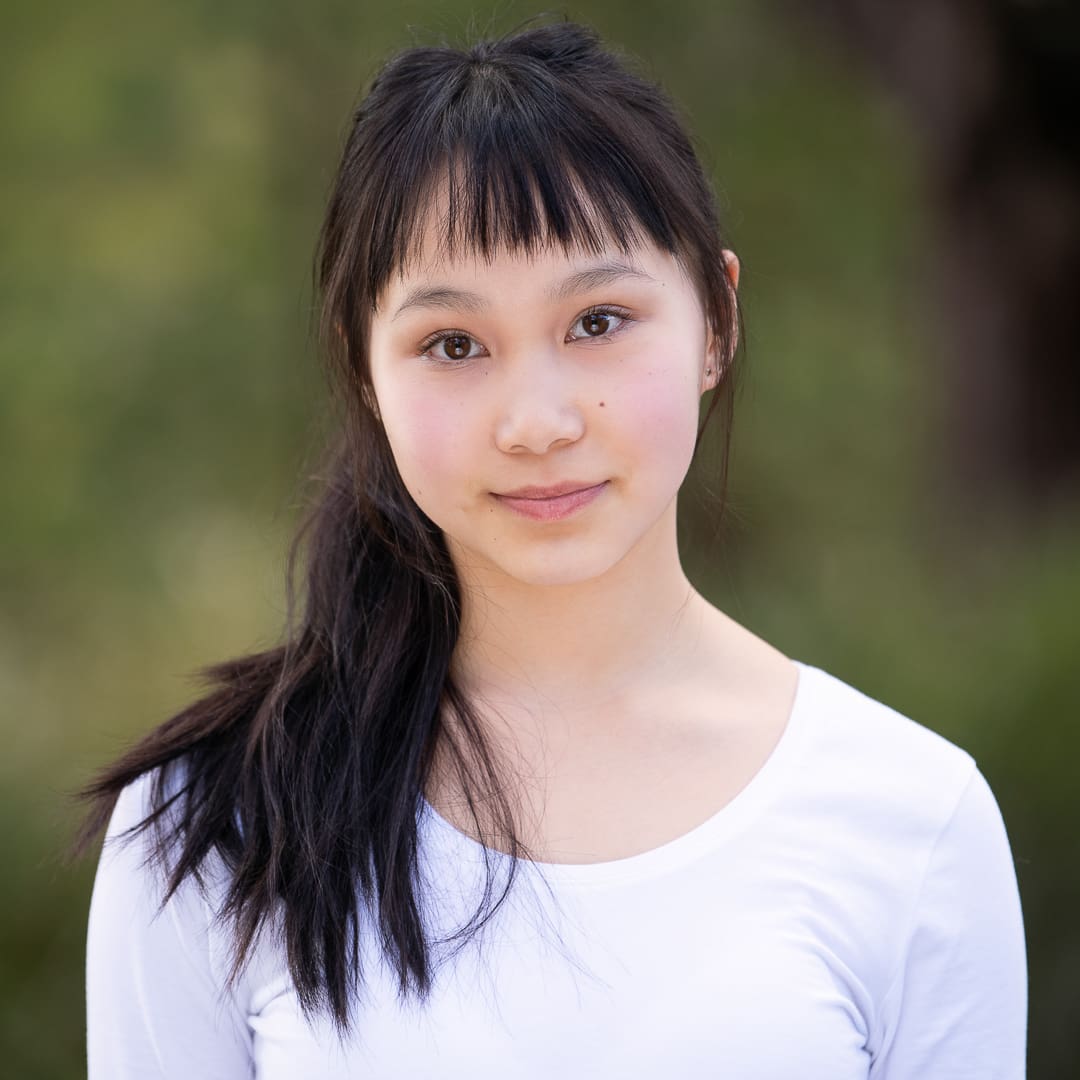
xmin=366 ymin=205 xmax=718 ymax=591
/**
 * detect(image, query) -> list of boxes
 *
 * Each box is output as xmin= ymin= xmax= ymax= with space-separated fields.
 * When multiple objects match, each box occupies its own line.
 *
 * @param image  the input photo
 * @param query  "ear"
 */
xmin=701 ymin=332 xmax=722 ymax=394
xmin=722 ymin=249 xmax=740 ymax=291
xmin=702 ymin=250 xmax=741 ymax=393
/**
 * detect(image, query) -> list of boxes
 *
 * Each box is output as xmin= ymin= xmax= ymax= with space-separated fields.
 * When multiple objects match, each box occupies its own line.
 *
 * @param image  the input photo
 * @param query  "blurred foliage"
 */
xmin=1 ymin=1 xmax=1076 ymax=1076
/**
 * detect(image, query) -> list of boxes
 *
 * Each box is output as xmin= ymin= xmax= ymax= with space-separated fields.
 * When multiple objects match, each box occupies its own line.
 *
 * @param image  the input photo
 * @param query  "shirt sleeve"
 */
xmin=869 ymin=765 xmax=1028 ymax=1079
xmin=86 ymin=773 xmax=254 ymax=1079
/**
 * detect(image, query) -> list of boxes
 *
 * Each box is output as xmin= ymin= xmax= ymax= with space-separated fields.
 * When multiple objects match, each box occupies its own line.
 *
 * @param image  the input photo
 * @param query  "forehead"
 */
xmin=377 ymin=192 xmax=691 ymax=311
xmin=377 ymin=165 xmax=668 ymax=294
xmin=389 ymin=237 xmax=659 ymax=289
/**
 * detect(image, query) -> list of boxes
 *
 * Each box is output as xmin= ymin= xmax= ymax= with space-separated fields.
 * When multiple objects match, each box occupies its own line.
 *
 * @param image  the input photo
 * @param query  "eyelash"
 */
xmin=416 ymin=305 xmax=635 ymax=366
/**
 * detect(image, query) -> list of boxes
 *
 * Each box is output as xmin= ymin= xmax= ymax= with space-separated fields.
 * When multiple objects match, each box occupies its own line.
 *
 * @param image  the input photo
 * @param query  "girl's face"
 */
xmin=367 ymin=230 xmax=729 ymax=589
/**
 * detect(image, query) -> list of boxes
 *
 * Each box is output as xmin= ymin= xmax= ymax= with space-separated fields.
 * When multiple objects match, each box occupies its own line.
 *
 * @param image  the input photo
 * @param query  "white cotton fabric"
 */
xmin=86 ymin=660 xmax=1028 ymax=1078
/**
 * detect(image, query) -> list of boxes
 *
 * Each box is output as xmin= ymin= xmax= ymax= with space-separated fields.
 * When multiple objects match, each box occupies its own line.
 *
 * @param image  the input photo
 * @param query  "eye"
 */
xmin=567 ymin=306 xmax=632 ymax=342
xmin=418 ymin=330 xmax=486 ymax=364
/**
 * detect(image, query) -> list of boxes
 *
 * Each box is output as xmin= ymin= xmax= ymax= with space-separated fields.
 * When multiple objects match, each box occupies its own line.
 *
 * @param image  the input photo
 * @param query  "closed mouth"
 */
xmin=495 ymin=481 xmax=604 ymax=500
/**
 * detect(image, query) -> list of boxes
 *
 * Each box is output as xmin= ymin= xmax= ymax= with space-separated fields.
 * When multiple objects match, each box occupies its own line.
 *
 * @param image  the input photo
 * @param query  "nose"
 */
xmin=493 ymin=351 xmax=586 ymax=455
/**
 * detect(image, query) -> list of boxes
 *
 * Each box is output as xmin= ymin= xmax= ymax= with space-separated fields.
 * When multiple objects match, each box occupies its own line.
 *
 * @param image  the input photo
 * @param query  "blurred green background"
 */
xmin=2 ymin=1 xmax=1077 ymax=1076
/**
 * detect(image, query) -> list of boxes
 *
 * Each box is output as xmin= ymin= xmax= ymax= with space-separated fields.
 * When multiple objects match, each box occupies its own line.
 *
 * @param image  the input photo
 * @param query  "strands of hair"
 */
xmin=72 ymin=17 xmax=742 ymax=1032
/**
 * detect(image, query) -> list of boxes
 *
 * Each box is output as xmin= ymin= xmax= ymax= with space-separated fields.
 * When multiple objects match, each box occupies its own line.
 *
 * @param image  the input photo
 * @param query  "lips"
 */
xmin=492 ymin=480 xmax=609 ymax=522
xmin=494 ymin=481 xmax=602 ymax=500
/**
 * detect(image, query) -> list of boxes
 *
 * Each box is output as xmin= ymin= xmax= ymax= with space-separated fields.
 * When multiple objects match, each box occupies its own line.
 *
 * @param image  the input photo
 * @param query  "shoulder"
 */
xmin=785 ymin=660 xmax=1019 ymax=912
xmin=96 ymin=762 xmax=200 ymax=912
xmin=101 ymin=761 xmax=192 ymax=863
xmin=781 ymin=662 xmax=1023 ymax=1023
xmin=798 ymin=664 xmax=1031 ymax=1071
xmin=87 ymin=763 xmax=260 ymax=1073
xmin=782 ymin=659 xmax=1001 ymax=917
xmin=88 ymin=760 xmax=268 ymax=1010
xmin=794 ymin=660 xmax=977 ymax=831
xmin=104 ymin=765 xmax=176 ymax=841
xmin=95 ymin=760 xmax=234 ymax=927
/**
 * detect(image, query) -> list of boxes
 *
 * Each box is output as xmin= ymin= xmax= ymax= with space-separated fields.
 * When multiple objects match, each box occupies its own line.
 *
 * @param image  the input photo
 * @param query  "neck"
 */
xmin=447 ymin=502 xmax=711 ymax=716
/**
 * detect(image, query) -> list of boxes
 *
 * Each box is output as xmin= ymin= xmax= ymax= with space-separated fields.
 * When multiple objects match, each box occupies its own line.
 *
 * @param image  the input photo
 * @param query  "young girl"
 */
xmin=82 ymin=20 xmax=1028 ymax=1078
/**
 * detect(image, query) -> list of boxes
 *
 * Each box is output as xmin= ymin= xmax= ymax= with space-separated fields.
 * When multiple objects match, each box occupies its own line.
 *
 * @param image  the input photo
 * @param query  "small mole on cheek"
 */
xmin=598 ymin=401 xmax=605 ymax=407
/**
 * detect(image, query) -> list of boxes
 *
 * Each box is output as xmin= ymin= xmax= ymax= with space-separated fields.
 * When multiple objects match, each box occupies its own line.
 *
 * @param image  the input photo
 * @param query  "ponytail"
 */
xmin=74 ymin=433 xmax=527 ymax=1029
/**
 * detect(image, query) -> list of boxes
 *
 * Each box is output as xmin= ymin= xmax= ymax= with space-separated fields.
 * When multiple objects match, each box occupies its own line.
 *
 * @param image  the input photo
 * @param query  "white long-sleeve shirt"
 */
xmin=86 ymin=659 xmax=1028 ymax=1077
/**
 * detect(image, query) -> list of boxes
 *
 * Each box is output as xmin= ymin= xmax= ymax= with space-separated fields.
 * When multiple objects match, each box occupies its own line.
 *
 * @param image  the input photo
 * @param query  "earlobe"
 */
xmin=701 ymin=348 xmax=719 ymax=394
xmin=702 ymin=319 xmax=736 ymax=392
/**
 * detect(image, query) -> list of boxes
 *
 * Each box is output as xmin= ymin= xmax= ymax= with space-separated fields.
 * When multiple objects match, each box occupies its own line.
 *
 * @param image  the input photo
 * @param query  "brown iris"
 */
xmin=581 ymin=312 xmax=611 ymax=336
xmin=442 ymin=335 xmax=472 ymax=359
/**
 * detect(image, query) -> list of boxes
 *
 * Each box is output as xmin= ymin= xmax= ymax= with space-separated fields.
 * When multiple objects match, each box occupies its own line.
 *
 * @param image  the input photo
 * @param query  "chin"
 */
xmin=457 ymin=542 xmax=625 ymax=589
xmin=506 ymin=562 xmax=614 ymax=588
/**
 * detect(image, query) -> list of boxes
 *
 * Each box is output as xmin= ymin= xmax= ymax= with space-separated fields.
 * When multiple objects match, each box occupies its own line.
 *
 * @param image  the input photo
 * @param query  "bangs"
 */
xmin=354 ymin=50 xmax=694 ymax=304
xmin=396 ymin=151 xmax=654 ymax=277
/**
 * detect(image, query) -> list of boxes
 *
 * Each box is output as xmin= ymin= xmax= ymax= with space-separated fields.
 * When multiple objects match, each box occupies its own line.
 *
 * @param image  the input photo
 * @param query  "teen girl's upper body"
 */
xmin=81 ymin=20 xmax=1028 ymax=1079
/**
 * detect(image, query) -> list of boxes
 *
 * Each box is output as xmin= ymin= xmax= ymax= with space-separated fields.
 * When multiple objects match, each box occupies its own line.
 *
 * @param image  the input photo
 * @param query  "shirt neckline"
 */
xmin=420 ymin=659 xmax=817 ymax=889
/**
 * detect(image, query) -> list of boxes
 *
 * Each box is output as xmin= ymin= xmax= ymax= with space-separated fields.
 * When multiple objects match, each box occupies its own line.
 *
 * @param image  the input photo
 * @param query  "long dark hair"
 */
xmin=74 ymin=18 xmax=743 ymax=1031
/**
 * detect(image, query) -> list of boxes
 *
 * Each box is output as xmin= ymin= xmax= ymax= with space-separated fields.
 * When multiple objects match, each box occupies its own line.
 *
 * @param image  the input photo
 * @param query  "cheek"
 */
xmin=617 ymin=365 xmax=701 ymax=473
xmin=381 ymin=389 xmax=473 ymax=501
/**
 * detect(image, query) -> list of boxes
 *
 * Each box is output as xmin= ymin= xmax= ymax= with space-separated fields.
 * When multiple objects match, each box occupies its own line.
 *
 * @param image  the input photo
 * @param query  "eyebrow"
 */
xmin=390 ymin=258 xmax=658 ymax=321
